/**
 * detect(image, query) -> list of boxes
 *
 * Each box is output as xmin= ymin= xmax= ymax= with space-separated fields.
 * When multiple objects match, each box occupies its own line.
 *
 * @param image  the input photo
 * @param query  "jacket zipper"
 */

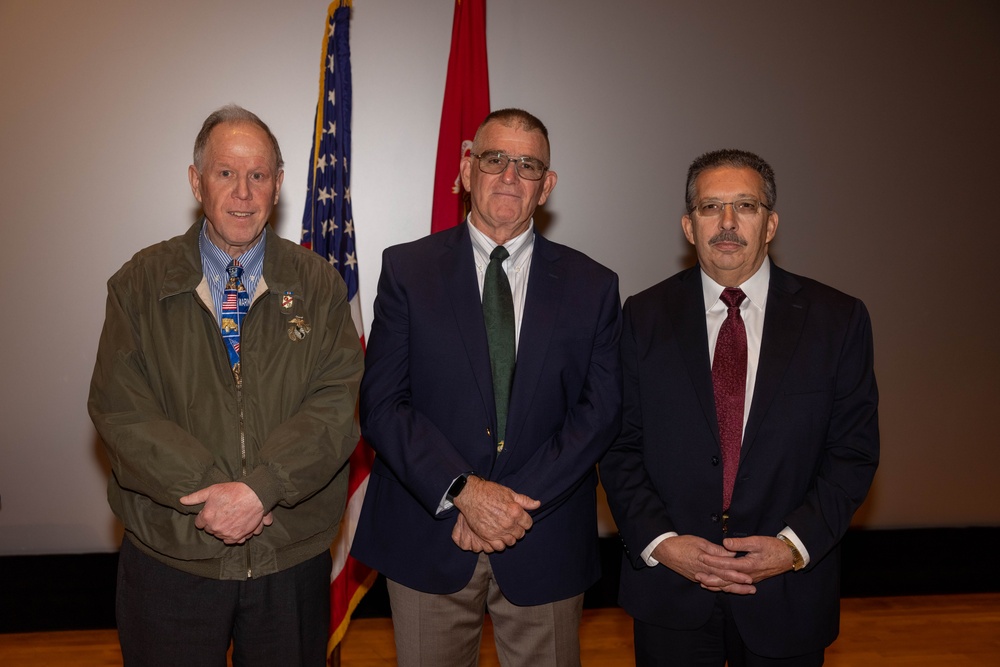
xmin=236 ymin=371 xmax=252 ymax=579
xmin=194 ymin=284 xmax=256 ymax=580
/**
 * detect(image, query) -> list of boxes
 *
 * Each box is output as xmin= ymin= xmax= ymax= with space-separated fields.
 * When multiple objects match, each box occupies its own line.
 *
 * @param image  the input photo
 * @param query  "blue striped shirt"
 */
xmin=198 ymin=221 xmax=266 ymax=327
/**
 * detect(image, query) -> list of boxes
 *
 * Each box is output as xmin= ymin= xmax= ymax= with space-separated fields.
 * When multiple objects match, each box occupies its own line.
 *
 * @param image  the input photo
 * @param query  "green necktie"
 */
xmin=483 ymin=245 xmax=516 ymax=453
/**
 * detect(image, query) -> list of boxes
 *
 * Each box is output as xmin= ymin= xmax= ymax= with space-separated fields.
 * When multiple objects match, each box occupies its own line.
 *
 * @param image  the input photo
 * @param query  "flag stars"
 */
xmin=304 ymin=9 xmax=357 ymax=299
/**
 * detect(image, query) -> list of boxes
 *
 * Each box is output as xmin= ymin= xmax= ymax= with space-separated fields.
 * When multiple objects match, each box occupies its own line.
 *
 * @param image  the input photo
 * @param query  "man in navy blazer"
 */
xmin=352 ymin=109 xmax=622 ymax=666
xmin=600 ymin=149 xmax=879 ymax=666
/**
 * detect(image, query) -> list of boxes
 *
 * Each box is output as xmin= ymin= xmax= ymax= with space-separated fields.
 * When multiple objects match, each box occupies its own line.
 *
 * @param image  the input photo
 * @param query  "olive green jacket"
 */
xmin=89 ymin=222 xmax=363 ymax=579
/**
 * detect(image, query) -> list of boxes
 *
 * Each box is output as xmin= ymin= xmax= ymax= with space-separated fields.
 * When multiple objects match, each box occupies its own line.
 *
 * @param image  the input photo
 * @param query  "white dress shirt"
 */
xmin=467 ymin=219 xmax=534 ymax=351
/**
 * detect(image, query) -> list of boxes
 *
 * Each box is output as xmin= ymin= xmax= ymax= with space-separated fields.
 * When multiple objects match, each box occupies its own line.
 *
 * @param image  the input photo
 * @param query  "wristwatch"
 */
xmin=446 ymin=472 xmax=475 ymax=503
xmin=777 ymin=534 xmax=805 ymax=571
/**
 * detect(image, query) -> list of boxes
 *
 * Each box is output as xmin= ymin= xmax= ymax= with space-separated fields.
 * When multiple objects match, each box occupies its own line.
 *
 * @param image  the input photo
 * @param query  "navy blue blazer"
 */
xmin=599 ymin=263 xmax=879 ymax=658
xmin=352 ymin=223 xmax=622 ymax=605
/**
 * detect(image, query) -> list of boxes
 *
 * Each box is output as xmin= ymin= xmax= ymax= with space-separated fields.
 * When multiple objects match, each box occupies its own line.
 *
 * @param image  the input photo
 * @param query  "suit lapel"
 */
xmin=741 ymin=264 xmax=806 ymax=460
xmin=671 ymin=267 xmax=720 ymax=445
xmin=492 ymin=234 xmax=563 ymax=476
xmin=442 ymin=225 xmax=497 ymax=431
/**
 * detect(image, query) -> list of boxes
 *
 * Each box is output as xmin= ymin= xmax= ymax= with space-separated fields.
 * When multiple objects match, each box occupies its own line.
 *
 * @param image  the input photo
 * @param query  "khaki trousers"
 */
xmin=387 ymin=553 xmax=583 ymax=667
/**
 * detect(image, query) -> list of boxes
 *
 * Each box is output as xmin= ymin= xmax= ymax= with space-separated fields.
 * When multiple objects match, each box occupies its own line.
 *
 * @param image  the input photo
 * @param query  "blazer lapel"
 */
xmin=741 ymin=264 xmax=806 ymax=460
xmin=671 ymin=267 xmax=720 ymax=446
xmin=442 ymin=225 xmax=497 ymax=433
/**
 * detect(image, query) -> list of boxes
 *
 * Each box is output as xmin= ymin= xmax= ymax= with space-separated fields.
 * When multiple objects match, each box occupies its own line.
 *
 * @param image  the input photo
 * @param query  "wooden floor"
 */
xmin=2 ymin=594 xmax=998 ymax=666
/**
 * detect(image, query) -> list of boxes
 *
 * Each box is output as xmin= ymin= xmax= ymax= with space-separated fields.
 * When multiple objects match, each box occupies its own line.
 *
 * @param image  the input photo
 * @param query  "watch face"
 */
xmin=447 ymin=474 xmax=469 ymax=501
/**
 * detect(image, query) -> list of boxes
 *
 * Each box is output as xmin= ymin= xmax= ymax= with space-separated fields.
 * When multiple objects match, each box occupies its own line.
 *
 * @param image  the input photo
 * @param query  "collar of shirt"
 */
xmin=699 ymin=256 xmax=771 ymax=317
xmin=198 ymin=220 xmax=267 ymax=322
xmin=467 ymin=218 xmax=534 ymax=281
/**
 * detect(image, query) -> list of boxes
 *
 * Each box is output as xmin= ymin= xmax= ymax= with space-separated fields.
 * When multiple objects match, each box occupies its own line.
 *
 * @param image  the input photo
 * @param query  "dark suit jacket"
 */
xmin=352 ymin=223 xmax=622 ymax=605
xmin=599 ymin=262 xmax=879 ymax=658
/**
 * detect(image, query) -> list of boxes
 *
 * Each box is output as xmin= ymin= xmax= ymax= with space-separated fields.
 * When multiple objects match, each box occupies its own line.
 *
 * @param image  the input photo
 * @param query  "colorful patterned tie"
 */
xmin=220 ymin=260 xmax=250 ymax=383
xmin=483 ymin=246 xmax=515 ymax=454
xmin=713 ymin=287 xmax=747 ymax=511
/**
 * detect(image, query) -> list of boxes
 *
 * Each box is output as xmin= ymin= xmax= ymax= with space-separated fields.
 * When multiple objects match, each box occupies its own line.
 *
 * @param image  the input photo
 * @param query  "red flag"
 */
xmin=430 ymin=0 xmax=490 ymax=233
xmin=300 ymin=2 xmax=376 ymax=660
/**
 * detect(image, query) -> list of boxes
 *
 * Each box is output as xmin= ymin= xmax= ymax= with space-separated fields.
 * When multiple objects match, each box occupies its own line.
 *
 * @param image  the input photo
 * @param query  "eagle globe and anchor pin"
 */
xmin=281 ymin=291 xmax=311 ymax=341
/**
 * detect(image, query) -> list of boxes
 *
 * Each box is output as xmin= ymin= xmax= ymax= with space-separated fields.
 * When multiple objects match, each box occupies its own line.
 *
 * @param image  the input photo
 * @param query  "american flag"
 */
xmin=300 ymin=1 xmax=375 ymax=660
xmin=222 ymin=293 xmax=238 ymax=311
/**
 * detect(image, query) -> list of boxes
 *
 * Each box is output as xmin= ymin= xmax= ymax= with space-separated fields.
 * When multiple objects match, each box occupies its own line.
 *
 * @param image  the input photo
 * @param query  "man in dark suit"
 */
xmin=352 ymin=108 xmax=622 ymax=666
xmin=600 ymin=149 xmax=879 ymax=666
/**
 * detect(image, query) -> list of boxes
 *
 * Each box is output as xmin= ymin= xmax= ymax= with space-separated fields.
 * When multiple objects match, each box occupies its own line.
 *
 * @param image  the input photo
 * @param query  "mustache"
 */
xmin=709 ymin=231 xmax=747 ymax=247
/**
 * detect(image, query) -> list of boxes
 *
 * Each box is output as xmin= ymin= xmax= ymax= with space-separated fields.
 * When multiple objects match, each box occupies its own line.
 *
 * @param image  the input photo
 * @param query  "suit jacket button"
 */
xmin=497 ymin=441 xmax=504 ymax=453
xmin=711 ymin=456 xmax=720 ymax=466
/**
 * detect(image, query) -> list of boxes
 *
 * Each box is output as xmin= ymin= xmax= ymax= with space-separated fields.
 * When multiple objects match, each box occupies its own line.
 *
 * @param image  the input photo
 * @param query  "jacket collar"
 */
xmin=159 ymin=221 xmax=300 ymax=301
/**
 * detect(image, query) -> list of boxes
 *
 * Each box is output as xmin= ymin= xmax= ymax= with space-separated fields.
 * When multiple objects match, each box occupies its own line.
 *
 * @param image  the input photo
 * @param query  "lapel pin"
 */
xmin=287 ymin=316 xmax=311 ymax=341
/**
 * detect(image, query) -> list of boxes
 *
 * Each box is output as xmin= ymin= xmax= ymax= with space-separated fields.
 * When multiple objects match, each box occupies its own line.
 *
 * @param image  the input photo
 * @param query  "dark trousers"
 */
xmin=634 ymin=594 xmax=825 ymax=667
xmin=116 ymin=538 xmax=331 ymax=667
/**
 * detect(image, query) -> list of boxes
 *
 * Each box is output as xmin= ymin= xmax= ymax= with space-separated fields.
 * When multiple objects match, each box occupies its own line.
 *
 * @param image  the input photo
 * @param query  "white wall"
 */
xmin=1 ymin=0 xmax=997 ymax=554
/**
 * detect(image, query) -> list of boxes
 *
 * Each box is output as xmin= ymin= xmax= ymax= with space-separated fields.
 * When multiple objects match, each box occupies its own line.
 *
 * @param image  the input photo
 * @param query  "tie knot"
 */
xmin=720 ymin=287 xmax=746 ymax=310
xmin=227 ymin=260 xmax=244 ymax=280
xmin=490 ymin=246 xmax=510 ymax=262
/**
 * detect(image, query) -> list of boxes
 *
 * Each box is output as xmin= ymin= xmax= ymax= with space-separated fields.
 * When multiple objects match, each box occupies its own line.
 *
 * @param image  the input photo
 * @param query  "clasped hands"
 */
xmin=179 ymin=482 xmax=273 ymax=545
xmin=451 ymin=476 xmax=540 ymax=553
xmin=654 ymin=534 xmax=796 ymax=595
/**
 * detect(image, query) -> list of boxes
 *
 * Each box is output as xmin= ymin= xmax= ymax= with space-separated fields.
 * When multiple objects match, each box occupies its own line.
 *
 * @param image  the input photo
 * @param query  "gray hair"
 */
xmin=685 ymin=149 xmax=776 ymax=212
xmin=193 ymin=105 xmax=284 ymax=171
xmin=473 ymin=108 xmax=551 ymax=162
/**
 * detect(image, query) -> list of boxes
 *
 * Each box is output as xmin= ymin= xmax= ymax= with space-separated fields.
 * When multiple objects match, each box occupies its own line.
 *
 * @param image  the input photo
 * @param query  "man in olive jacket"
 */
xmin=88 ymin=105 xmax=363 ymax=667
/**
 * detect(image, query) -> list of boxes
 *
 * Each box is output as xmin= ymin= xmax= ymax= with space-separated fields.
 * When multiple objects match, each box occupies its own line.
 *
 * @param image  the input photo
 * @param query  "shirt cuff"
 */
xmin=435 ymin=489 xmax=456 ymax=515
xmin=435 ymin=473 xmax=469 ymax=515
xmin=779 ymin=526 xmax=811 ymax=567
xmin=641 ymin=532 xmax=678 ymax=566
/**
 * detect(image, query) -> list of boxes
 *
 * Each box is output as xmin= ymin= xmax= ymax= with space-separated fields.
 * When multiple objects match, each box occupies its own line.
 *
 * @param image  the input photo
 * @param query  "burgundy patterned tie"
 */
xmin=713 ymin=287 xmax=747 ymax=511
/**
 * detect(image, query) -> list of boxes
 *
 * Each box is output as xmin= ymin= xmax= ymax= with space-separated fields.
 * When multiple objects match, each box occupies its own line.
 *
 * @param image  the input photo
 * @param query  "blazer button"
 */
xmin=711 ymin=456 xmax=720 ymax=466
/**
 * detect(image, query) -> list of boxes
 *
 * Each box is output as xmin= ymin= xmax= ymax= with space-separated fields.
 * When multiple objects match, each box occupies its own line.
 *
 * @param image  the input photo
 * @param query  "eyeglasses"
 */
xmin=470 ymin=151 xmax=549 ymax=181
xmin=694 ymin=199 xmax=770 ymax=219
